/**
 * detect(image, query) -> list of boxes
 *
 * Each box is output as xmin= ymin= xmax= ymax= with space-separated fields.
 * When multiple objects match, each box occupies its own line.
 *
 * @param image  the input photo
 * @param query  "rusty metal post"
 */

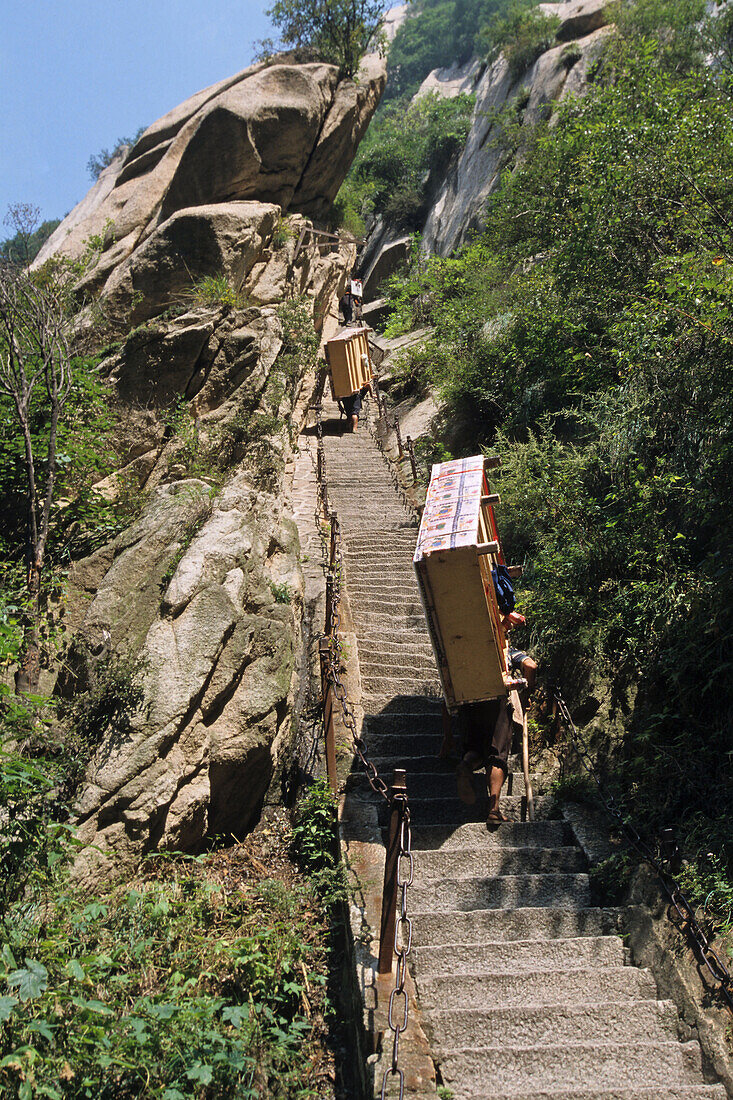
xmin=393 ymin=417 xmax=404 ymax=458
xmin=317 ymin=444 xmax=324 ymax=483
xmin=319 ymin=637 xmax=338 ymax=795
xmin=325 ymin=572 xmax=334 ymax=637
xmin=378 ymin=769 xmax=407 ymax=974
xmin=406 ymin=436 xmax=418 ymax=484
xmin=329 ymin=511 xmax=339 ymax=569
xmin=322 ymin=478 xmax=329 ymax=519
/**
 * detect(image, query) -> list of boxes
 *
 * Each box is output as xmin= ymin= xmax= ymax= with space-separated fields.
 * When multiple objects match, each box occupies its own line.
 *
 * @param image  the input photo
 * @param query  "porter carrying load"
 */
xmin=324 ymin=324 xmax=374 ymax=401
xmin=413 ymin=455 xmax=523 ymax=707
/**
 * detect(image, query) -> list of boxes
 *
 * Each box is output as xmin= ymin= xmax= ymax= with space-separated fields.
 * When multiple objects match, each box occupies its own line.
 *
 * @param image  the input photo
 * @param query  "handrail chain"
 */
xmin=309 ymin=400 xmax=416 ymax=1097
xmin=553 ymin=686 xmax=733 ymax=1016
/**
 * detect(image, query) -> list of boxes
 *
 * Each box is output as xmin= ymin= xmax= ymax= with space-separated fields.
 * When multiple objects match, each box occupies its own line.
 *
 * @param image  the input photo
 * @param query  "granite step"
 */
xmin=439 ymin=1040 xmax=704 ymax=1096
xmin=411 ymin=906 xmax=623 ymax=946
xmin=409 ymin=872 xmax=592 ymax=913
xmin=416 ymin=966 xmax=657 ymax=1011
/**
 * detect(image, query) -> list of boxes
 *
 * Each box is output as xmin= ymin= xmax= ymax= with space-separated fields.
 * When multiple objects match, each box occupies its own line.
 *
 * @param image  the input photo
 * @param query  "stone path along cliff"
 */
xmin=301 ymin=393 xmax=726 ymax=1099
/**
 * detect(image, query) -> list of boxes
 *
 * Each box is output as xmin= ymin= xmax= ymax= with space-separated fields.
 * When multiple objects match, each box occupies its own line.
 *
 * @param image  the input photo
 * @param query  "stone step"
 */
xmin=413 ymin=845 xmax=586 ymax=881
xmin=411 ymin=906 xmax=622 ymax=946
xmin=359 ymin=653 xmax=436 ymax=676
xmin=369 ymin=753 xmax=461 ymax=774
xmin=439 ymin=1041 xmax=704 ymax=1096
xmin=363 ymin=712 xmax=444 ymax=737
xmin=388 ymin=793 xmax=555 ymax=826
xmin=413 ymin=935 xmax=622 ymax=979
xmin=354 ymin=612 xmax=427 ymax=630
xmin=343 ymin=535 xmax=419 ymax=550
xmin=355 ymin=637 xmax=434 ymax=656
xmin=409 ymin=872 xmax=591 ymax=913
xmin=424 ymin=999 xmax=679 ymax=1051
xmin=347 ymin=575 xmax=420 ymax=589
xmin=351 ymin=767 xmax=539 ymax=800
xmin=357 ymin=650 xmax=435 ymax=671
xmin=343 ymin=557 xmax=417 ymax=571
xmin=363 ymin=697 xmax=444 ymax=717
xmin=361 ymin=673 xmax=440 ymax=691
xmin=352 ymin=599 xmax=425 ymax=619
xmin=417 ymin=967 xmax=657 ymax=1012
xmin=408 ymin=819 xmax=575 ymax=852
xmin=344 ymin=554 xmax=418 ymax=568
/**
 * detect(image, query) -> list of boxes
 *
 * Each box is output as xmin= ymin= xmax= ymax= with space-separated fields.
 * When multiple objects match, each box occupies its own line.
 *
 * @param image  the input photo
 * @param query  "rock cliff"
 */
xmin=44 ymin=56 xmax=385 ymax=883
xmin=360 ymin=0 xmax=613 ymax=293
xmin=36 ymin=55 xmax=385 ymax=320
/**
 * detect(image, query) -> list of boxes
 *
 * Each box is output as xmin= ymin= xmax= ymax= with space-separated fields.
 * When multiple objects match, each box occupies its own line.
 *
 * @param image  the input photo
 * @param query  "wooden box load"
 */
xmin=324 ymin=325 xmax=373 ymax=400
xmin=413 ymin=455 xmax=512 ymax=708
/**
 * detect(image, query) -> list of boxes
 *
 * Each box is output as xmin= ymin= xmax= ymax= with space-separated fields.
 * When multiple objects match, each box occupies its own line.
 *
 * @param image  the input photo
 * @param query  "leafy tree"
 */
xmin=87 ymin=126 xmax=146 ymax=180
xmin=1 ymin=204 xmax=62 ymax=267
xmin=264 ymin=0 xmax=387 ymax=77
xmin=385 ymin=0 xmax=535 ymax=99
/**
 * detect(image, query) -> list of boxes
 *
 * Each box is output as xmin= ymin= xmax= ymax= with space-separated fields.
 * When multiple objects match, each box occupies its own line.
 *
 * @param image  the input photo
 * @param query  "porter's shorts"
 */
xmin=455 ymin=698 xmax=513 ymax=774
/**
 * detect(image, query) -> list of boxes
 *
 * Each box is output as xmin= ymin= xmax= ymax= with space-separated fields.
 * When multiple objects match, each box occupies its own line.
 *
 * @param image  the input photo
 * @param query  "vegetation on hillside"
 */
xmin=0 ymin=190 xmax=337 ymax=1092
xmin=385 ymin=0 xmax=550 ymax=99
xmin=333 ymin=92 xmax=475 ymax=234
xmin=0 ymin=774 xmax=347 ymax=1098
xmin=0 ymin=206 xmax=61 ymax=266
xmin=383 ymin=0 xmax=733 ymax=934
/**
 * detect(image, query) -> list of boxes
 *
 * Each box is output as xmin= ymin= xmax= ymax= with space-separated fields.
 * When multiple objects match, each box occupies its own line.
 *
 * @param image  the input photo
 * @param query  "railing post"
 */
xmin=329 ymin=511 xmax=339 ymax=569
xmin=393 ymin=417 xmax=404 ymax=458
xmin=317 ymin=444 xmax=323 ymax=483
xmin=319 ymin=638 xmax=338 ymax=795
xmin=378 ymin=769 xmax=407 ymax=974
xmin=406 ymin=435 xmax=418 ymax=484
xmin=325 ymin=572 xmax=334 ymax=638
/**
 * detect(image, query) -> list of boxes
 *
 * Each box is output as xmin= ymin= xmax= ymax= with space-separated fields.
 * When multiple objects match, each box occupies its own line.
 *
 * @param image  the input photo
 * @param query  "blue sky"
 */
xmin=0 ymin=1 xmax=273 ymax=227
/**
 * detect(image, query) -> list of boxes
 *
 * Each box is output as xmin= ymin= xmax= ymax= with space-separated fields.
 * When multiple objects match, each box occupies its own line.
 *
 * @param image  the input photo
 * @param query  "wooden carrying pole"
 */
xmin=522 ymin=709 xmax=535 ymax=822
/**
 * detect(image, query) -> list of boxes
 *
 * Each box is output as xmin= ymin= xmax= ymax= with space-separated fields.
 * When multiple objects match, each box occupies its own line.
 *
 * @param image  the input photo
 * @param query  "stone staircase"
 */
xmin=318 ymin=400 xmax=726 ymax=1100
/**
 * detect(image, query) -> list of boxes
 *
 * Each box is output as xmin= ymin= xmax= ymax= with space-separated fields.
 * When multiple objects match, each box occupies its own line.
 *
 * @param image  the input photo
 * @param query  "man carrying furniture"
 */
xmin=456 ymin=642 xmax=537 ymax=824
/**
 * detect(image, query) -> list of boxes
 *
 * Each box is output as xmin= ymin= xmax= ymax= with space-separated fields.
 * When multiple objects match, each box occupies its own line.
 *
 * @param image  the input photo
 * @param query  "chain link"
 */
xmin=553 ymin=686 xmax=733 ymax=1015
xmin=309 ymin=400 xmax=416 ymax=1095
xmin=365 ymin=394 xmax=424 ymax=523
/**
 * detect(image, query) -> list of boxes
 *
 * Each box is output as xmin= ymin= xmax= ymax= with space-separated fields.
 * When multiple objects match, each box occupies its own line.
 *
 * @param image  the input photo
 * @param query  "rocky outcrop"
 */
xmin=35 ymin=56 xmax=385 ymax=318
xmin=358 ymin=0 xmax=613 ymax=283
xmin=415 ymin=56 xmax=483 ymax=100
xmin=540 ymin=0 xmax=610 ymax=41
xmin=59 ymin=185 xmax=357 ymax=880
xmin=420 ymin=21 xmax=613 ymax=256
xmin=69 ymin=474 xmax=301 ymax=883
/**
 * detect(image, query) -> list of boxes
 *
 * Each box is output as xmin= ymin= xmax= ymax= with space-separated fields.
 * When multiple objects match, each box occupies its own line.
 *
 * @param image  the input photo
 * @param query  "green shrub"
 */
xmin=292 ymin=779 xmax=347 ymax=907
xmin=269 ymin=581 xmax=293 ymax=605
xmin=0 ymin=748 xmax=73 ymax=922
xmin=0 ymin=862 xmax=330 ymax=1098
xmin=589 ymin=852 xmax=634 ymax=905
xmin=385 ymin=0 xmax=526 ymax=101
xmin=559 ymin=41 xmax=583 ymax=70
xmin=550 ymin=773 xmax=597 ymax=806
xmin=189 ymin=274 xmax=245 ymax=309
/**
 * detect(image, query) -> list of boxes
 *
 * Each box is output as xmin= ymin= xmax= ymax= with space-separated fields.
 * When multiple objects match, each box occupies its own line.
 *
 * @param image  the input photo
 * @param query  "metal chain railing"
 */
xmin=366 ymin=388 xmax=423 ymax=523
xmin=309 ymin=399 xmax=415 ymax=1097
xmin=553 ymin=686 xmax=733 ymax=1016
